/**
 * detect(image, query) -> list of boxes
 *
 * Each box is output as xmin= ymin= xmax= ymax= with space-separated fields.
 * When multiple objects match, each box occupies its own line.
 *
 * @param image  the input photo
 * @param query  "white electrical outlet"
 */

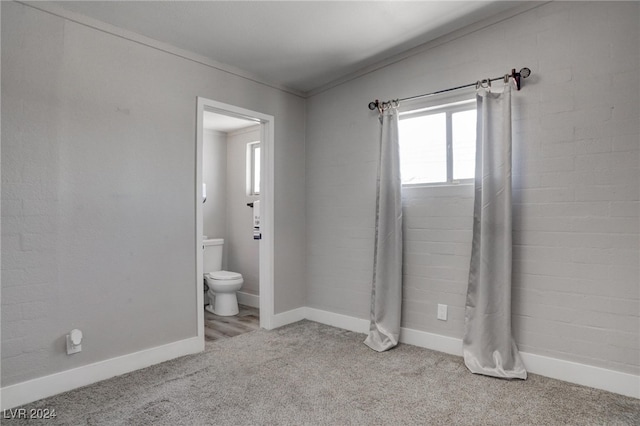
xmin=437 ymin=304 xmax=448 ymax=321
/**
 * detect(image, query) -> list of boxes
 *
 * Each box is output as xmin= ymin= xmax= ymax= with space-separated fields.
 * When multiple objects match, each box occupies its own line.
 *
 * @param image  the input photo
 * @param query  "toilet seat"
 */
xmin=206 ymin=270 xmax=242 ymax=281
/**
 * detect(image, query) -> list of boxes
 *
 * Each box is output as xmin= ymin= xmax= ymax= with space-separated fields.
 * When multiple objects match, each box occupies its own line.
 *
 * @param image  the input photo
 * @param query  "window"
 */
xmin=247 ymin=141 xmax=260 ymax=195
xmin=399 ymin=100 xmax=476 ymax=185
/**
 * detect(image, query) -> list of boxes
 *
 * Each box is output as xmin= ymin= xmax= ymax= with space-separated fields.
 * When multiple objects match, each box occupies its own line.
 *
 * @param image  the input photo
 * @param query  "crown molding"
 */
xmin=307 ymin=1 xmax=548 ymax=98
xmin=16 ymin=1 xmax=306 ymax=99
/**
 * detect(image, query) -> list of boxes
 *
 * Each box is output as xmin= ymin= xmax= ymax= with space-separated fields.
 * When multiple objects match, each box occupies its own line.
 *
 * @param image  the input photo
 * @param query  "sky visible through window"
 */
xmin=452 ymin=110 xmax=476 ymax=180
xmin=399 ymin=113 xmax=446 ymax=184
xmin=399 ymin=106 xmax=476 ymax=184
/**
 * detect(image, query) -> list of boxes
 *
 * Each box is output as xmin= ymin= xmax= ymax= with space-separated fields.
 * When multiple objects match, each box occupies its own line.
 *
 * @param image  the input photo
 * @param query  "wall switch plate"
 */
xmin=437 ymin=304 xmax=448 ymax=321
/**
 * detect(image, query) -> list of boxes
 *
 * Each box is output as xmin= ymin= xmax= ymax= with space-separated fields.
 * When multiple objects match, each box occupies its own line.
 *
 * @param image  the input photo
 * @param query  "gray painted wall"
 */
xmin=305 ymin=1 xmax=639 ymax=375
xmin=1 ymin=1 xmax=306 ymax=386
xmin=226 ymin=126 xmax=261 ymax=296
xmin=203 ymin=129 xmax=227 ymax=247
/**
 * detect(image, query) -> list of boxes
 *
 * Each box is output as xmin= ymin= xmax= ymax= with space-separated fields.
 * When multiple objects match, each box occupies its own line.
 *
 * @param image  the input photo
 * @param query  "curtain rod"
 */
xmin=368 ymin=67 xmax=531 ymax=112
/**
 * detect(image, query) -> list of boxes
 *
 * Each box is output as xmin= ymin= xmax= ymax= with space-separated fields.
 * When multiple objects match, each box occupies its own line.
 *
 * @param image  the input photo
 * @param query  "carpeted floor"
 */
xmin=5 ymin=320 xmax=640 ymax=425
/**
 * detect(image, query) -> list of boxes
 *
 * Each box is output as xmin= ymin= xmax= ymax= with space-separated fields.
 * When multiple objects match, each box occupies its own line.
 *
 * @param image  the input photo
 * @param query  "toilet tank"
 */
xmin=203 ymin=238 xmax=224 ymax=272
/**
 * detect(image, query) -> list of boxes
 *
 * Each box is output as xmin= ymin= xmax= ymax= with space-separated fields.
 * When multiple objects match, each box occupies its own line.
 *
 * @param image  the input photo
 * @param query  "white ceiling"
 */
xmin=53 ymin=1 xmax=522 ymax=94
xmin=203 ymin=111 xmax=258 ymax=132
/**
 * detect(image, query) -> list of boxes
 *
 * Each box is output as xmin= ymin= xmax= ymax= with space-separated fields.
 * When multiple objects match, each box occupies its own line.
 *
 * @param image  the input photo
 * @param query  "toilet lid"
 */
xmin=207 ymin=270 xmax=242 ymax=280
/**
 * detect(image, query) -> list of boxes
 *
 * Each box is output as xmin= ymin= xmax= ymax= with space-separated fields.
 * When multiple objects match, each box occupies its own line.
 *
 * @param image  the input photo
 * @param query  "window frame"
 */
xmin=246 ymin=141 xmax=261 ymax=196
xmin=399 ymin=98 xmax=476 ymax=187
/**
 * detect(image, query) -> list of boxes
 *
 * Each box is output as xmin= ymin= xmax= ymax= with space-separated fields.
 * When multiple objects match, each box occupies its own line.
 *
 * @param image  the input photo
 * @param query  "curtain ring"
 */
xmin=476 ymin=79 xmax=491 ymax=90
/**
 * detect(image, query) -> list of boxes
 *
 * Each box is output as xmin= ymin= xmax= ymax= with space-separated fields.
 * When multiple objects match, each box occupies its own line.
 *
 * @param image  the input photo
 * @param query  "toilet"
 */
xmin=203 ymin=238 xmax=244 ymax=316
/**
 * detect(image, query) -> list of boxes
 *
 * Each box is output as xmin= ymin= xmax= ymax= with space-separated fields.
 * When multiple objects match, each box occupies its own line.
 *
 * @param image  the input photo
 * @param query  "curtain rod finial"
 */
xmin=511 ymin=67 xmax=532 ymax=90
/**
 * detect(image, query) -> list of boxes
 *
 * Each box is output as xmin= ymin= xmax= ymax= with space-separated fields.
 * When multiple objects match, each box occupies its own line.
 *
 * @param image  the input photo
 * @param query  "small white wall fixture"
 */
xmin=196 ymin=97 xmax=275 ymax=340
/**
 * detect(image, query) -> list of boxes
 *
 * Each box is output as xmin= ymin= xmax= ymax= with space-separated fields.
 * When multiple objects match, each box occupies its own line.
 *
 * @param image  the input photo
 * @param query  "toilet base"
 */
xmin=206 ymin=290 xmax=239 ymax=316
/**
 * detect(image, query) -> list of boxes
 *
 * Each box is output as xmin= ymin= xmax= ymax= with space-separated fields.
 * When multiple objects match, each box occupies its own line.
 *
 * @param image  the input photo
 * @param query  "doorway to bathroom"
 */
xmin=195 ymin=97 xmax=275 ymax=346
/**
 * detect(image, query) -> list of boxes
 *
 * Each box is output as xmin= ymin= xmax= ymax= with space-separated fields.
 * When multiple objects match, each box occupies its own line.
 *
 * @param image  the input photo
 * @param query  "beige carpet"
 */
xmin=6 ymin=320 xmax=639 ymax=425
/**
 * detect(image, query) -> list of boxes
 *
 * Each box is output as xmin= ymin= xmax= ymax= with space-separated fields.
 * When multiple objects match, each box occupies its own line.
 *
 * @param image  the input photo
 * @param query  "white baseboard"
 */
xmin=519 ymin=352 xmax=639 ymax=399
xmin=0 ymin=336 xmax=202 ymax=410
xmin=270 ymin=307 xmax=306 ymax=329
xmin=4 ymin=307 xmax=637 ymax=410
xmin=300 ymin=307 xmax=640 ymax=399
xmin=400 ymin=327 xmax=462 ymax=357
xmin=304 ymin=307 xmax=370 ymax=333
xmin=237 ymin=291 xmax=260 ymax=308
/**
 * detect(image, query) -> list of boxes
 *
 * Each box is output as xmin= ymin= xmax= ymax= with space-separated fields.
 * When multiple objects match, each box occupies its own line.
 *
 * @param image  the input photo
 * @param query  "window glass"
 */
xmin=398 ymin=113 xmax=447 ymax=184
xmin=247 ymin=142 xmax=260 ymax=195
xmin=452 ymin=110 xmax=476 ymax=180
xmin=399 ymin=101 xmax=476 ymax=185
xmin=253 ymin=146 xmax=261 ymax=194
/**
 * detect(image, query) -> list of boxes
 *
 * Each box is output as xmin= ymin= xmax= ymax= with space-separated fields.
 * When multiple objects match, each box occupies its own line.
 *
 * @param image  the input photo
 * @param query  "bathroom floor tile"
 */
xmin=204 ymin=304 xmax=259 ymax=342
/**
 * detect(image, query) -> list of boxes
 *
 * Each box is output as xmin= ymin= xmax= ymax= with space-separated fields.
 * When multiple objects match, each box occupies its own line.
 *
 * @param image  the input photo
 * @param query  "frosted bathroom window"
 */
xmin=399 ymin=100 xmax=476 ymax=185
xmin=253 ymin=146 xmax=260 ymax=194
xmin=247 ymin=141 xmax=260 ymax=195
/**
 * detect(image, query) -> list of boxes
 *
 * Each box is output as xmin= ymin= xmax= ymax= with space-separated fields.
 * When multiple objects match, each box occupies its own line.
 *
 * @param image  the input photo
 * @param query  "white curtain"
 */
xmin=463 ymin=85 xmax=527 ymax=379
xmin=364 ymin=106 xmax=403 ymax=352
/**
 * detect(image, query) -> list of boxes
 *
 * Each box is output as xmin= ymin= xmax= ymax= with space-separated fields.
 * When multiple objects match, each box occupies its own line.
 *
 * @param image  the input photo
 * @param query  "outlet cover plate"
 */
xmin=437 ymin=304 xmax=448 ymax=321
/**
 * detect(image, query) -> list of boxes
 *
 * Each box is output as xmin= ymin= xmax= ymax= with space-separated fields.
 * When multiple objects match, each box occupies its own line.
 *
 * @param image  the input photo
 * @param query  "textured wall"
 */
xmin=203 ymin=130 xmax=227 ymax=245
xmin=305 ymin=1 xmax=639 ymax=375
xmin=226 ymin=126 xmax=261 ymax=296
xmin=1 ymin=1 xmax=305 ymax=386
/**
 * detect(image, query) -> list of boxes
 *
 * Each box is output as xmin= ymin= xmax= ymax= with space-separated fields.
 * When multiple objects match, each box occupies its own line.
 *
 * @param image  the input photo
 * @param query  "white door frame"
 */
xmin=196 ymin=97 xmax=275 ymax=345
